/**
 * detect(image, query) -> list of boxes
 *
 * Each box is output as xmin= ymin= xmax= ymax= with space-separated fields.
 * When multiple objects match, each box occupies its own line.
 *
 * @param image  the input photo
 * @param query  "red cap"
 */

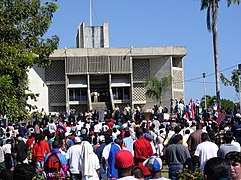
xmin=115 ymin=150 xmax=133 ymax=168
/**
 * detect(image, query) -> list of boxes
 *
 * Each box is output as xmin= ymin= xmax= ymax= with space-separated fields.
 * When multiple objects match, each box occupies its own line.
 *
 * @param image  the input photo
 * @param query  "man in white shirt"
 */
xmin=194 ymin=132 xmax=218 ymax=172
xmin=66 ymin=137 xmax=83 ymax=179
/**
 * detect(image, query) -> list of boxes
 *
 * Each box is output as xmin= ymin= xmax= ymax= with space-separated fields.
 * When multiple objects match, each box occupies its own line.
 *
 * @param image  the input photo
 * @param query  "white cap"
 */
xmin=74 ymin=136 xmax=82 ymax=143
xmin=65 ymin=132 xmax=72 ymax=137
xmin=99 ymin=135 xmax=105 ymax=143
xmin=236 ymin=113 xmax=241 ymax=118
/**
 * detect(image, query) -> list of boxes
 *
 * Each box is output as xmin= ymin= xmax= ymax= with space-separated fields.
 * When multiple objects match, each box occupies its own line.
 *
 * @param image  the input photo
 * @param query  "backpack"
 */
xmin=44 ymin=153 xmax=61 ymax=173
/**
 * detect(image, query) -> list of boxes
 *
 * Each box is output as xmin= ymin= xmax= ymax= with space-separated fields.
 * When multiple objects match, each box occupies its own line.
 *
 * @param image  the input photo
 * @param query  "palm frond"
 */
xmin=227 ymin=0 xmax=240 ymax=7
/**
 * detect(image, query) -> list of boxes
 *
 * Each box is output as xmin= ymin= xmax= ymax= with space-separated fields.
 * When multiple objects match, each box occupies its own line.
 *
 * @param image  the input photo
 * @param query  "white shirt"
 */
xmin=118 ymin=176 xmax=139 ymax=180
xmin=3 ymin=144 xmax=11 ymax=154
xmin=102 ymin=143 xmax=121 ymax=160
xmin=66 ymin=144 xmax=83 ymax=174
xmin=194 ymin=141 xmax=218 ymax=171
xmin=82 ymin=153 xmax=100 ymax=180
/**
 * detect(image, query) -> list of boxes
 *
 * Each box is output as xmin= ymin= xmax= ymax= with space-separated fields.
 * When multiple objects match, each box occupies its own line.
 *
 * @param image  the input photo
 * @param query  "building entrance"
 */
xmin=90 ymin=75 xmax=109 ymax=103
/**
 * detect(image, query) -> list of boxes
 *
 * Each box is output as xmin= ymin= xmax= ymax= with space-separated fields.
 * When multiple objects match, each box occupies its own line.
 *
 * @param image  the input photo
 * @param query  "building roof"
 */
xmin=50 ymin=46 xmax=187 ymax=58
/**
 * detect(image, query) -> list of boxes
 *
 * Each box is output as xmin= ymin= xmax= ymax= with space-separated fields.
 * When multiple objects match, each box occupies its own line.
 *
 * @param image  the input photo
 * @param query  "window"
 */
xmin=69 ymin=88 xmax=87 ymax=101
xmin=112 ymin=87 xmax=130 ymax=100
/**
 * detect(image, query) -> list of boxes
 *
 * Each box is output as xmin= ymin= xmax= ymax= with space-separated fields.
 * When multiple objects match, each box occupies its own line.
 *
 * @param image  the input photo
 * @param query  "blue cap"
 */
xmin=143 ymin=156 xmax=162 ymax=172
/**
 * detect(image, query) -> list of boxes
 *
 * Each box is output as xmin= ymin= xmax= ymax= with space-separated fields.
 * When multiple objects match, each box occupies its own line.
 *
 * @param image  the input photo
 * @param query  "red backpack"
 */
xmin=44 ymin=153 xmax=61 ymax=173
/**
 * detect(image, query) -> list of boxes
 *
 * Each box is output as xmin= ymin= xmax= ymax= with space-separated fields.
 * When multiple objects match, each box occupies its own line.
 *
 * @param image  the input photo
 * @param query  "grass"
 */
xmin=162 ymin=163 xmax=169 ymax=178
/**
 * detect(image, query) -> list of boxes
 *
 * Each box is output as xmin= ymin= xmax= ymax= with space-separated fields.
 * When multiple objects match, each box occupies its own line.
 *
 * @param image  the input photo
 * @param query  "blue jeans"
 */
xmin=99 ymin=163 xmax=107 ymax=180
xmin=169 ymin=164 xmax=183 ymax=180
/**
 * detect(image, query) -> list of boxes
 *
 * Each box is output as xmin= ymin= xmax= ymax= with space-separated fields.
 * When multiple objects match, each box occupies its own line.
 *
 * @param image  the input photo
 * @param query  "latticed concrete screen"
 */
xmin=133 ymin=59 xmax=150 ymax=81
xmin=49 ymin=85 xmax=66 ymax=103
xmin=173 ymin=91 xmax=184 ymax=101
xmin=70 ymin=105 xmax=88 ymax=113
xmin=133 ymin=83 xmax=146 ymax=102
xmin=173 ymin=69 xmax=184 ymax=89
xmin=50 ymin=106 xmax=66 ymax=113
xmin=45 ymin=60 xmax=65 ymax=81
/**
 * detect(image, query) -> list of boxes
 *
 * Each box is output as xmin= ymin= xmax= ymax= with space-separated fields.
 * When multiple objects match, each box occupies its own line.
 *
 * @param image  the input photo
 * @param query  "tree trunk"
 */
xmin=212 ymin=0 xmax=221 ymax=108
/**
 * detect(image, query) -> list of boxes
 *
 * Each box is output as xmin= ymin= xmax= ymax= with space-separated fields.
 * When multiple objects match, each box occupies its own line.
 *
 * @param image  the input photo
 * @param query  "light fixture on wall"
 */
xmin=123 ymin=46 xmax=133 ymax=60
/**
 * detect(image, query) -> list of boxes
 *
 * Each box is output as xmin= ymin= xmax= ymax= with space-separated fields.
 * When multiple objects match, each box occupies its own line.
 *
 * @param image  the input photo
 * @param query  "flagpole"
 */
xmin=90 ymin=0 xmax=92 ymax=26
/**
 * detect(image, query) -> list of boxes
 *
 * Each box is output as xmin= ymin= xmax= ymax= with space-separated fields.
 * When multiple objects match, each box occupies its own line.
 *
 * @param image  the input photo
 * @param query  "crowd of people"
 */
xmin=0 ymin=99 xmax=241 ymax=180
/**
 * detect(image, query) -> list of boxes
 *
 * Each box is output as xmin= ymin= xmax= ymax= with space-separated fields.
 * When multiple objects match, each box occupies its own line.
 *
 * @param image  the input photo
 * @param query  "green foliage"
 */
xmin=201 ymin=95 xmax=235 ymax=109
xmin=144 ymin=76 xmax=172 ymax=105
xmin=220 ymin=70 xmax=240 ymax=93
xmin=0 ymin=0 xmax=59 ymax=117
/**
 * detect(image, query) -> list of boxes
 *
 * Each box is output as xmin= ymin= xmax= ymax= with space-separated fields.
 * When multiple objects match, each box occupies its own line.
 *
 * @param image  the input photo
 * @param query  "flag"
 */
xmin=57 ymin=118 xmax=67 ymax=132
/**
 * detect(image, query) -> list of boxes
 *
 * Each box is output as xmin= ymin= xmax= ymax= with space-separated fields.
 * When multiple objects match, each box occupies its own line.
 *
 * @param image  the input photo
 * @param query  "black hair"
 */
xmin=184 ymin=129 xmax=190 ymax=134
xmin=174 ymin=126 xmax=181 ymax=134
xmin=135 ymin=128 xmax=143 ymax=139
xmin=131 ymin=166 xmax=144 ymax=179
xmin=124 ymin=130 xmax=131 ymax=138
xmin=13 ymin=164 xmax=35 ymax=180
xmin=172 ymin=134 xmax=183 ymax=144
xmin=224 ymin=131 xmax=234 ymax=144
xmin=204 ymin=157 xmax=230 ymax=180
xmin=201 ymin=132 xmax=210 ymax=142
xmin=0 ymin=169 xmax=13 ymax=180
xmin=52 ymin=140 xmax=61 ymax=149
xmin=113 ymin=127 xmax=117 ymax=133
xmin=225 ymin=151 xmax=241 ymax=164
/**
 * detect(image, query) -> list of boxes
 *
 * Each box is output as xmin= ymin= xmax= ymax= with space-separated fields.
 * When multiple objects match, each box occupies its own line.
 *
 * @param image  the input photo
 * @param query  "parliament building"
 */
xmin=28 ymin=22 xmax=186 ymax=113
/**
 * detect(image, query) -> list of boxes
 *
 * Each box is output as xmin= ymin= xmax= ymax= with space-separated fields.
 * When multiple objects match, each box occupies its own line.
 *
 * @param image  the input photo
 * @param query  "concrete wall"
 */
xmin=27 ymin=65 xmax=49 ymax=113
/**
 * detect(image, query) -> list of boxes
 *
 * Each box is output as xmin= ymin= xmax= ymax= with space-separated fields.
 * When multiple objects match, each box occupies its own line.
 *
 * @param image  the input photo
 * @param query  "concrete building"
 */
xmin=28 ymin=22 xmax=186 ymax=113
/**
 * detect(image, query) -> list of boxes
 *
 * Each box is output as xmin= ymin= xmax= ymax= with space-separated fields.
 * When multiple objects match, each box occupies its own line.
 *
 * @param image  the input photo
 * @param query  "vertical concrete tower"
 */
xmin=76 ymin=22 xmax=109 ymax=48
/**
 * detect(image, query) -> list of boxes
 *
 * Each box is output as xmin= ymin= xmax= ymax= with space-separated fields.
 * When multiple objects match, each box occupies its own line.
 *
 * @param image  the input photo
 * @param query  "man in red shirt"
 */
xmin=133 ymin=128 xmax=153 ymax=179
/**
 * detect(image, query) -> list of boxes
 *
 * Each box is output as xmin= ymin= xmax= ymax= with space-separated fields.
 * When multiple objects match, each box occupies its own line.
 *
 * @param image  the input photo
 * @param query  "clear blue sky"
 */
xmin=45 ymin=0 xmax=241 ymax=104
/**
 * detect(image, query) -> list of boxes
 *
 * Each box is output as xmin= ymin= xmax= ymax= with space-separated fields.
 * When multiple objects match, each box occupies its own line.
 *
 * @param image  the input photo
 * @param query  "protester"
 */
xmin=32 ymin=133 xmax=50 ymax=172
xmin=204 ymin=157 xmax=230 ymax=180
xmin=164 ymin=134 xmax=190 ymax=180
xmin=66 ymin=136 xmax=83 ymax=179
xmin=134 ymin=128 xmax=154 ymax=179
xmin=115 ymin=149 xmax=138 ymax=180
xmin=0 ymin=101 xmax=240 ymax=180
xmin=44 ymin=140 xmax=68 ymax=179
xmin=132 ymin=166 xmax=144 ymax=180
xmin=194 ymin=132 xmax=219 ymax=172
xmin=143 ymin=156 xmax=169 ymax=180
xmin=218 ymin=131 xmax=240 ymax=159
xmin=225 ymin=151 xmax=241 ymax=180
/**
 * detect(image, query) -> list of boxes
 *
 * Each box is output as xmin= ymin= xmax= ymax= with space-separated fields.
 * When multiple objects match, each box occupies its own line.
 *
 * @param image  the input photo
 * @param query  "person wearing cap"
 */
xmin=133 ymin=128 xmax=154 ymax=179
xmin=96 ymin=135 xmax=107 ymax=180
xmin=143 ymin=156 xmax=169 ymax=180
xmin=115 ymin=150 xmax=138 ymax=180
xmin=65 ymin=132 xmax=74 ymax=150
xmin=66 ymin=136 xmax=83 ymax=179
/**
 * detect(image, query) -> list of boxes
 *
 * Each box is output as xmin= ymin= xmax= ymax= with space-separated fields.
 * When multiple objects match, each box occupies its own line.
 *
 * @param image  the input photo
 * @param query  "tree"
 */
xmin=201 ymin=95 xmax=235 ymax=110
xmin=144 ymin=76 xmax=172 ymax=105
xmin=200 ymin=0 xmax=239 ymax=108
xmin=220 ymin=70 xmax=240 ymax=93
xmin=0 ymin=0 xmax=59 ymax=117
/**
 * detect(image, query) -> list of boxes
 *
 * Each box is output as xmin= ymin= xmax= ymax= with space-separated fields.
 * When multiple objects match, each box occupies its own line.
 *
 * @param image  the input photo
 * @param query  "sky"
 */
xmin=45 ymin=0 xmax=241 ymax=104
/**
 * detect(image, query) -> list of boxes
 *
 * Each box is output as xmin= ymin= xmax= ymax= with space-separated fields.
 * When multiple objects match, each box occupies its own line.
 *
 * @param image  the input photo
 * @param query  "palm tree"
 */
xmin=200 ymin=0 xmax=239 ymax=108
xmin=144 ymin=76 xmax=172 ymax=105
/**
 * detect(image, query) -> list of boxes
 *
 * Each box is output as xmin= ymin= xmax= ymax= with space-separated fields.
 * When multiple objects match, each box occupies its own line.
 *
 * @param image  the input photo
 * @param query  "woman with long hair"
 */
xmin=32 ymin=133 xmax=50 ymax=172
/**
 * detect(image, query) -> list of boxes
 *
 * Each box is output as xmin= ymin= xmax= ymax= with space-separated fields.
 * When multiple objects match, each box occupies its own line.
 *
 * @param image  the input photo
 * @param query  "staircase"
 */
xmin=91 ymin=102 xmax=110 ymax=111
